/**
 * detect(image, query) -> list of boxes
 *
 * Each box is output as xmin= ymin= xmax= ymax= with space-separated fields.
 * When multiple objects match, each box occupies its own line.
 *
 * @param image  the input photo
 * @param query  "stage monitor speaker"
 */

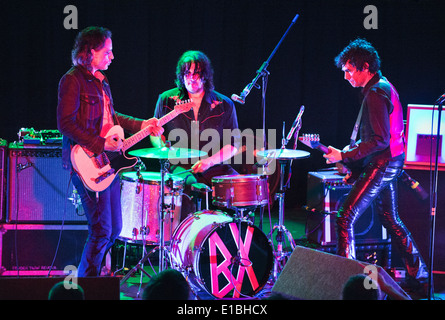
xmin=272 ymin=246 xmax=406 ymax=300
xmin=7 ymin=144 xmax=86 ymax=223
xmin=0 ymin=276 xmax=120 ymax=300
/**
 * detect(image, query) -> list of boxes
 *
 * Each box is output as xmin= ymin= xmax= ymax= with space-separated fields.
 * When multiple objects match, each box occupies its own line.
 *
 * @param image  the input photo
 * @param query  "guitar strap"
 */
xmin=350 ymin=103 xmax=363 ymax=148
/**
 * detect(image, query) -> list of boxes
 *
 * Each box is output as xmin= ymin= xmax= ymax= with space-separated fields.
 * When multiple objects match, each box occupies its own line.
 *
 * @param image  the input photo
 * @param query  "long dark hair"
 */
xmin=175 ymin=51 xmax=214 ymax=91
xmin=71 ymin=26 xmax=112 ymax=70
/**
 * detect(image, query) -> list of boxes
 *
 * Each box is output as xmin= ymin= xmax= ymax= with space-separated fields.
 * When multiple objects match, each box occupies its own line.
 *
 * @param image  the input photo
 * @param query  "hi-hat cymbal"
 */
xmin=129 ymin=147 xmax=207 ymax=159
xmin=257 ymin=149 xmax=310 ymax=160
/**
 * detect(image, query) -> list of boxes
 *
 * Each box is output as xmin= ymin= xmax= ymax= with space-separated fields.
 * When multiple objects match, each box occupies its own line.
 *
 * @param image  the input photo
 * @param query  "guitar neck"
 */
xmin=315 ymin=143 xmax=330 ymax=154
xmin=122 ymin=108 xmax=182 ymax=152
xmin=158 ymin=108 xmax=181 ymax=127
xmin=298 ymin=134 xmax=331 ymax=154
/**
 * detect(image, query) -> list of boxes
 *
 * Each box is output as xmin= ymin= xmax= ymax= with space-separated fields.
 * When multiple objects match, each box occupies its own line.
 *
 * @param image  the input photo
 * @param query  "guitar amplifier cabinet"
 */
xmin=7 ymin=144 xmax=86 ymax=223
xmin=0 ymin=223 xmax=88 ymax=276
xmin=305 ymin=168 xmax=389 ymax=245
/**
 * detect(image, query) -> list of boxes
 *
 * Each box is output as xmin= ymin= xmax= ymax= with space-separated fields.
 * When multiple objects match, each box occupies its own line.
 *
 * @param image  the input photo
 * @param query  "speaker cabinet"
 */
xmin=0 ymin=223 xmax=88 ymax=276
xmin=272 ymin=246 xmax=406 ymax=300
xmin=7 ymin=144 xmax=86 ymax=223
xmin=306 ymin=169 xmax=388 ymax=245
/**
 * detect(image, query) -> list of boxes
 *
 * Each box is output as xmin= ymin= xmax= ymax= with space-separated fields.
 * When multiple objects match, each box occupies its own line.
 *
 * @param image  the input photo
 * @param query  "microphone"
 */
xmin=231 ymin=84 xmax=252 ymax=104
xmin=286 ymin=105 xmax=305 ymax=141
xmin=435 ymin=93 xmax=445 ymax=105
xmin=231 ymin=93 xmax=245 ymax=104
xmin=400 ymin=170 xmax=428 ymax=201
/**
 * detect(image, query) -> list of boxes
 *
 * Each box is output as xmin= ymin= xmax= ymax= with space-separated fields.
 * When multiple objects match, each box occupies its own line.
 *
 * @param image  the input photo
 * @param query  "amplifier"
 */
xmin=0 ymin=223 xmax=88 ymax=276
xmin=305 ymin=169 xmax=388 ymax=245
xmin=7 ymin=144 xmax=86 ymax=223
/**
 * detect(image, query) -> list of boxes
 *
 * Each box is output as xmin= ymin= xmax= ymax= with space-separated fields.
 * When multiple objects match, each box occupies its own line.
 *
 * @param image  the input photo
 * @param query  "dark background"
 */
xmin=1 ymin=0 xmax=444 ymax=206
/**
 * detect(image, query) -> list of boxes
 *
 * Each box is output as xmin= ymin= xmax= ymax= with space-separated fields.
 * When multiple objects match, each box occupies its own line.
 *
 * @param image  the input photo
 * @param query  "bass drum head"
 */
xmin=195 ymin=220 xmax=273 ymax=299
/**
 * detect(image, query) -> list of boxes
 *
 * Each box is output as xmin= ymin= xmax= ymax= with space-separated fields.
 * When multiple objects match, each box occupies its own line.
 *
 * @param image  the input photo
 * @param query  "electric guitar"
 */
xmin=298 ymin=133 xmax=363 ymax=183
xmin=71 ymin=100 xmax=194 ymax=192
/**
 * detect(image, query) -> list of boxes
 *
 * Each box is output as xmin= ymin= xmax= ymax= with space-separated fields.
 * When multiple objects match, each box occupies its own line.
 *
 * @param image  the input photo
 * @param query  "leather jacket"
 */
xmin=57 ymin=65 xmax=144 ymax=170
xmin=341 ymin=72 xmax=405 ymax=167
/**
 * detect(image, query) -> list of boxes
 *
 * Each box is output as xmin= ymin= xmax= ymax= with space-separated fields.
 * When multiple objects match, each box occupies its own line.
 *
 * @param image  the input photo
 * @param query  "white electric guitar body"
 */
xmin=71 ymin=100 xmax=194 ymax=192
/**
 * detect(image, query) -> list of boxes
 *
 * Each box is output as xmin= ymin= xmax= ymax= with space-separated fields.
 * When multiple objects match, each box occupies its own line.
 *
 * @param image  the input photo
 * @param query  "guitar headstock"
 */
xmin=174 ymin=99 xmax=195 ymax=113
xmin=298 ymin=133 xmax=321 ymax=149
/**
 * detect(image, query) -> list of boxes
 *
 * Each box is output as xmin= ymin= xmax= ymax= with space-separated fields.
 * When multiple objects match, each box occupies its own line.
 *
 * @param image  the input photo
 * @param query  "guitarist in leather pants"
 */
xmin=57 ymin=27 xmax=163 ymax=277
xmin=324 ymin=39 xmax=428 ymax=292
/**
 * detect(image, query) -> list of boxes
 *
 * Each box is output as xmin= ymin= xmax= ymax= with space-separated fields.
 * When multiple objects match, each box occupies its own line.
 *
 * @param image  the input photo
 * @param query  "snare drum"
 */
xmin=120 ymin=171 xmax=183 ymax=243
xmin=212 ymin=174 xmax=269 ymax=208
xmin=170 ymin=210 xmax=273 ymax=299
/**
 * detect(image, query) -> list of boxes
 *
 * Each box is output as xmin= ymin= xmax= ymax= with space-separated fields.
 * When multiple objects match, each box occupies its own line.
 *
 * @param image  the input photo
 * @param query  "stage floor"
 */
xmin=115 ymin=206 xmax=445 ymax=301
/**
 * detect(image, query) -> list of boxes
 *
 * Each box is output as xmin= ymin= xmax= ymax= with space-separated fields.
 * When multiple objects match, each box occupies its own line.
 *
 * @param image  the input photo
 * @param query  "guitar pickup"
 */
xmin=93 ymin=153 xmax=111 ymax=169
xmin=94 ymin=168 xmax=115 ymax=183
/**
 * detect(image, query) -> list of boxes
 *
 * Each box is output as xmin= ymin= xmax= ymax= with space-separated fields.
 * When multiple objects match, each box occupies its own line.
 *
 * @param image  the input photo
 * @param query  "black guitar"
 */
xmin=298 ymin=133 xmax=364 ymax=184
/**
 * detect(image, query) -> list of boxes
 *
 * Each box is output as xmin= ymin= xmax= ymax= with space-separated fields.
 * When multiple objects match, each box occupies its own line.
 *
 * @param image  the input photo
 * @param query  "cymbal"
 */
xmin=129 ymin=147 xmax=207 ymax=159
xmin=257 ymin=149 xmax=310 ymax=160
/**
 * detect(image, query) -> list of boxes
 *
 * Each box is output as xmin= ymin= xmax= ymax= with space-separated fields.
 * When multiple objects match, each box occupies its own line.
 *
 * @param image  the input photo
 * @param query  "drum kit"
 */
xmin=117 ymin=143 xmax=309 ymax=299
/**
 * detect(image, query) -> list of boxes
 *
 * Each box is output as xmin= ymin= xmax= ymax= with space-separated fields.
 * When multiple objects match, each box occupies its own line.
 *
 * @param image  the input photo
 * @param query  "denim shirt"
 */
xmin=57 ymin=65 xmax=144 ymax=170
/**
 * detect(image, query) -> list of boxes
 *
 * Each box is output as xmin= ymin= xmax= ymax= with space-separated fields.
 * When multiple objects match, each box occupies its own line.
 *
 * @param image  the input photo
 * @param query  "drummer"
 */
xmin=150 ymin=51 xmax=241 ymax=218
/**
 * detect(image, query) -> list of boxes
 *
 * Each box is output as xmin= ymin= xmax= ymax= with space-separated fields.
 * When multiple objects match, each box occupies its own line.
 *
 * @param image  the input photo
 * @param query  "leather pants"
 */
xmin=336 ymin=159 xmax=428 ymax=280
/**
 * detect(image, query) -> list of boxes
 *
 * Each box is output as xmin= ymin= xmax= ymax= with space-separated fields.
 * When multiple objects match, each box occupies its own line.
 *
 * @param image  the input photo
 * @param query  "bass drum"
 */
xmin=170 ymin=210 xmax=273 ymax=299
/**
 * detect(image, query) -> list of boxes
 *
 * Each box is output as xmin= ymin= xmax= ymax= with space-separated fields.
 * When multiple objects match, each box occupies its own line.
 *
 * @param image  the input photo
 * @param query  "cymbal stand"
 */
xmin=158 ymin=157 xmax=170 ymax=272
xmin=119 ymin=158 xmax=171 ymax=292
xmin=268 ymin=120 xmax=302 ymax=279
xmin=119 ymin=160 xmax=156 ymax=292
xmin=269 ymin=159 xmax=296 ymax=279
xmin=119 ymin=246 xmax=159 ymax=291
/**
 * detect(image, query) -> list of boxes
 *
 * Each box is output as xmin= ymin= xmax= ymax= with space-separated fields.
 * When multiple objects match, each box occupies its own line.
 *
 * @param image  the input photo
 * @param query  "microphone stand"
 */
xmin=236 ymin=13 xmax=299 ymax=233
xmin=428 ymin=99 xmax=443 ymax=300
xmin=235 ymin=13 xmax=299 ymax=150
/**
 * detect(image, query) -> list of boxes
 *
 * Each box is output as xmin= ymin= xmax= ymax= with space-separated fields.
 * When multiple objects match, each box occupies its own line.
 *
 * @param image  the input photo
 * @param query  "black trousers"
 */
xmin=336 ymin=159 xmax=428 ymax=279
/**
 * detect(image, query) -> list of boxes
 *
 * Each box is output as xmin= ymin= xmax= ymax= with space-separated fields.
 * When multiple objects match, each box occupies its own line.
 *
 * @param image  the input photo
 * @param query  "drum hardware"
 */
xmin=191 ymin=182 xmax=212 ymax=211
xmin=125 ymin=145 xmax=207 ymax=275
xmin=118 ymin=163 xmax=159 ymax=295
xmin=257 ymin=118 xmax=310 ymax=279
xmin=119 ymin=244 xmax=160 ymax=293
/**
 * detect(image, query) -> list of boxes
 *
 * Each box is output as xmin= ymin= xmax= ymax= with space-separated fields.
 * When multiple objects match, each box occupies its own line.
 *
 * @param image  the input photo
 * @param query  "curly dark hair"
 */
xmin=334 ymin=38 xmax=381 ymax=73
xmin=175 ymin=51 xmax=214 ymax=91
xmin=71 ymin=26 xmax=112 ymax=70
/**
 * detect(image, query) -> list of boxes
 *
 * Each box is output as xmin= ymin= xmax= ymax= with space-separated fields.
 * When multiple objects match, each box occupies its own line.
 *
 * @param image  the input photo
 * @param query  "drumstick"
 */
xmin=173 ymin=168 xmax=194 ymax=175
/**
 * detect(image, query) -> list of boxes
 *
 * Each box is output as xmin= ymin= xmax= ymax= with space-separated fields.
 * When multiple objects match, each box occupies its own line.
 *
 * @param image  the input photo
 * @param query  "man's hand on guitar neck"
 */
xmin=323 ymin=145 xmax=342 ymax=164
xmin=142 ymin=117 xmax=164 ymax=137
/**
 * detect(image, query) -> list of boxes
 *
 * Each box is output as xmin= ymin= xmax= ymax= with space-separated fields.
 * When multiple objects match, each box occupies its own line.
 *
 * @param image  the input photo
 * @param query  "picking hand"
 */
xmin=104 ymin=134 xmax=123 ymax=151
